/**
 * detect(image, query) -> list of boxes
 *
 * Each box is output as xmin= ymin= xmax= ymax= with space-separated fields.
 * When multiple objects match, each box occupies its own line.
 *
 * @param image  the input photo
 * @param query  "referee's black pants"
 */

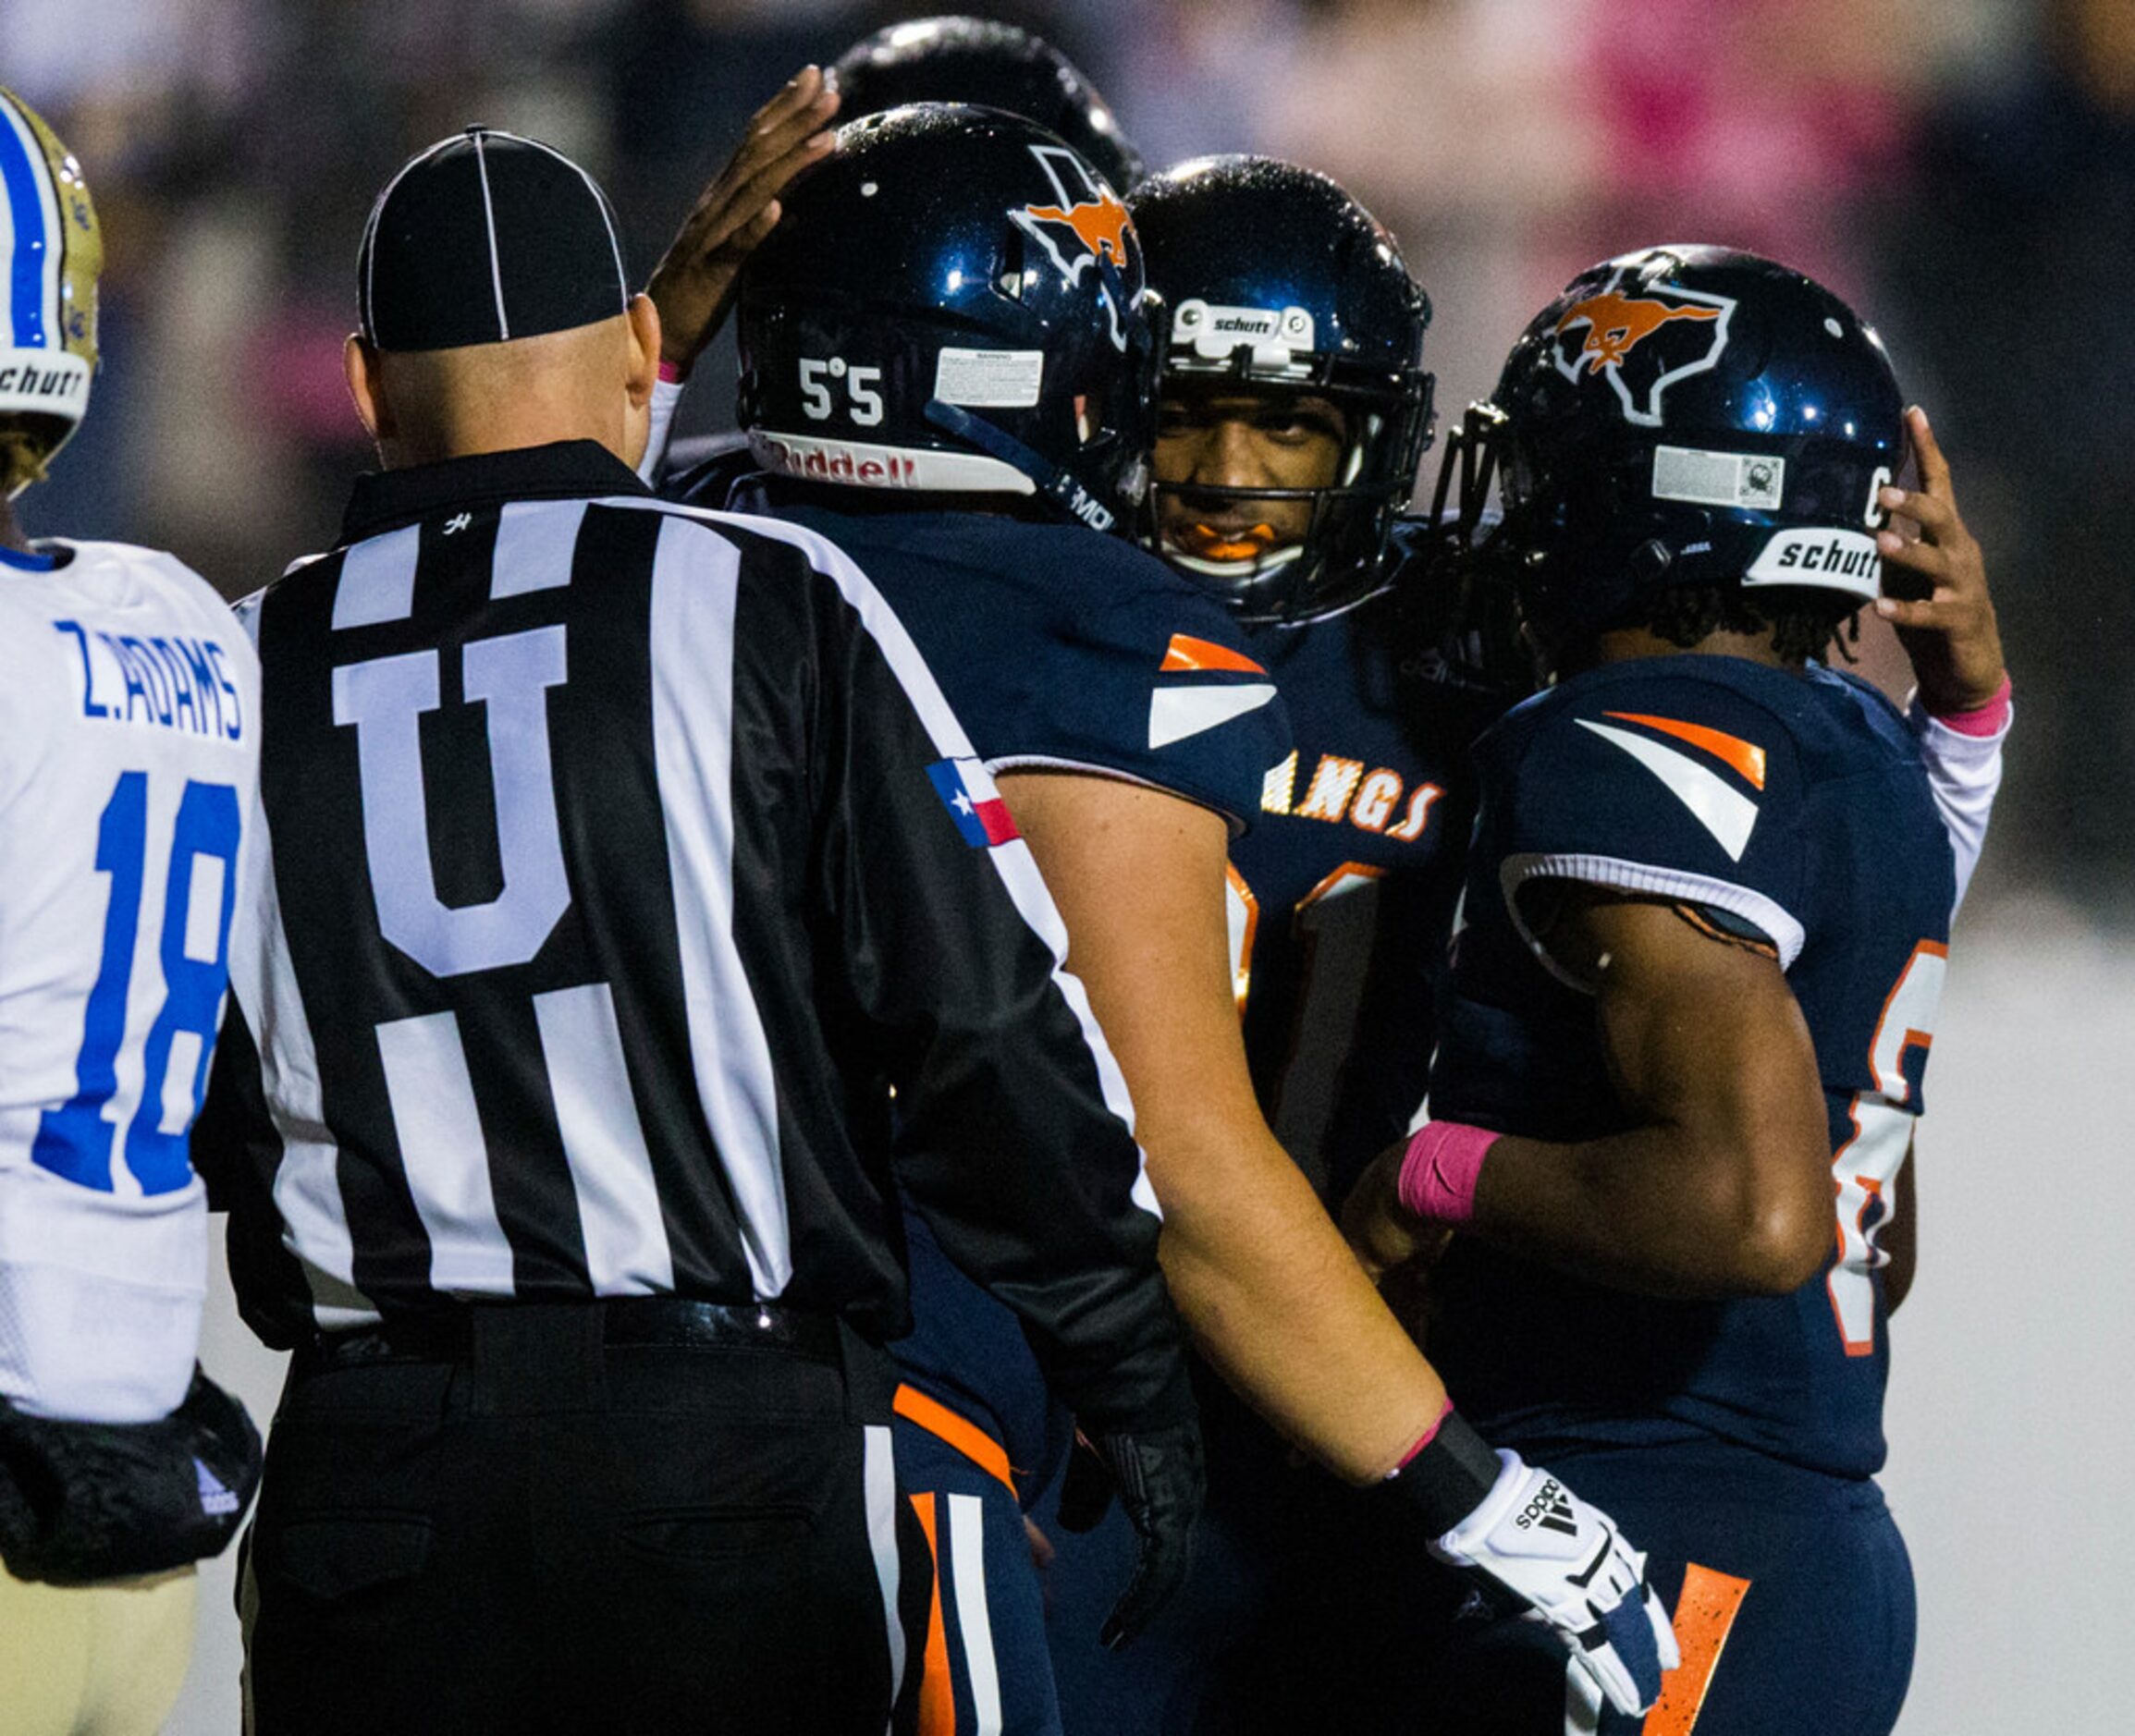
xmin=240 ymin=1301 xmax=930 ymax=1735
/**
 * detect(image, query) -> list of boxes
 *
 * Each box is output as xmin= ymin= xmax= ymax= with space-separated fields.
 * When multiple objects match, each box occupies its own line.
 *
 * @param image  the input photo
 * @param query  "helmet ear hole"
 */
xmin=1626 ymin=539 xmax=1673 ymax=585
xmin=998 ymin=227 xmax=1028 ymax=303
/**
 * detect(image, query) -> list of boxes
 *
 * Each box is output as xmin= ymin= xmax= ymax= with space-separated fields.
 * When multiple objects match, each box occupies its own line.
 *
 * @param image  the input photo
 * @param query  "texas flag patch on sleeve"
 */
xmin=927 ymin=757 xmax=1022 ymax=847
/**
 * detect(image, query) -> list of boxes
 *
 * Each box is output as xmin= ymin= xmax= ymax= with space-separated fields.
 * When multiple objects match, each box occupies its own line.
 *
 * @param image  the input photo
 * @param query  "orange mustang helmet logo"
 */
xmin=1547 ymin=265 xmax=1736 ymax=427
xmin=1009 ymin=143 xmax=1138 ymax=351
xmin=1556 ymin=291 xmax=1721 ymax=374
xmin=1018 ymin=186 xmax=1131 ymax=266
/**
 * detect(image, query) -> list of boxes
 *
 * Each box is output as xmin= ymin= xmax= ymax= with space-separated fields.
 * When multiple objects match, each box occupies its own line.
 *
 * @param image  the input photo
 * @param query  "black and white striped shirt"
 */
xmin=196 ymin=441 xmax=1184 ymax=1431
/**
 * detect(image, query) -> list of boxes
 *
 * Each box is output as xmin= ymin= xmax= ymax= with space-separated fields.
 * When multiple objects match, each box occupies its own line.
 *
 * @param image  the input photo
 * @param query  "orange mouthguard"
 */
xmin=1178 ymin=521 xmax=1280 ymax=563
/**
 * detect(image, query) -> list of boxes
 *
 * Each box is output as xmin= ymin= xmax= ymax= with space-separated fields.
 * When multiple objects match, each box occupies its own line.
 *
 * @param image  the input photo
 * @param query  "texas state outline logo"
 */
xmin=1548 ymin=265 xmax=1736 ymax=428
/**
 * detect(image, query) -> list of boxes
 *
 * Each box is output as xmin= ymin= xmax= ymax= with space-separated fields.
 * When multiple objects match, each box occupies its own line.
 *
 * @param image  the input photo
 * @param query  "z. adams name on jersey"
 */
xmin=49 ymin=619 xmax=247 ymax=740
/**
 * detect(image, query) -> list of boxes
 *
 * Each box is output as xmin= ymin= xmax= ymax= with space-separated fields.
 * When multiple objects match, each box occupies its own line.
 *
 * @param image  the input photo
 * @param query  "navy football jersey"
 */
xmin=1229 ymin=579 xmax=1494 ymax=1204
xmin=669 ymin=459 xmax=1291 ymax=1482
xmin=1428 ymin=654 xmax=1955 ymax=1480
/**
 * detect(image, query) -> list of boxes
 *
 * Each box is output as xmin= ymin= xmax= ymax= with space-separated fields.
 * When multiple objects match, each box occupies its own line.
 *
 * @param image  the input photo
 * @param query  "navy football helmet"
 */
xmin=1128 ymin=157 xmax=1433 ymax=620
xmin=830 ymin=16 xmax=1143 ymax=194
xmin=1449 ymin=244 xmax=1909 ymax=654
xmin=733 ymin=104 xmax=1155 ymax=534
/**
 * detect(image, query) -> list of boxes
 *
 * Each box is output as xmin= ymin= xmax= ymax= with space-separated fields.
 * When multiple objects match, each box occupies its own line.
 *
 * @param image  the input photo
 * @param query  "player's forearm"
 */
xmin=1468 ymin=1119 xmax=1832 ymax=1300
xmin=1142 ymin=1110 xmax=1448 ymax=1484
xmin=1439 ymin=893 xmax=1834 ymax=1299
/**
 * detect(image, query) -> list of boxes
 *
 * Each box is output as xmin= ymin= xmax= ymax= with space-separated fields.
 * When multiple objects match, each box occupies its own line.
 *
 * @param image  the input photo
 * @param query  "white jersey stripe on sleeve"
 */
xmin=1501 ymin=851 xmax=1808 ymax=980
xmin=1576 ymin=719 xmax=1760 ymax=862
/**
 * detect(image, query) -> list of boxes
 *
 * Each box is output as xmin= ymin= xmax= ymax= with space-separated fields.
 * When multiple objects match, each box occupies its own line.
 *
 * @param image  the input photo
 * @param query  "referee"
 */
xmin=195 ymin=128 xmax=1198 ymax=1736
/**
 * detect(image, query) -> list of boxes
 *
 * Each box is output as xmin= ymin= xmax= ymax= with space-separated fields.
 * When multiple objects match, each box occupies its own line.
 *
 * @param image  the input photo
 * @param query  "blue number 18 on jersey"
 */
xmin=31 ymin=770 xmax=241 ymax=1196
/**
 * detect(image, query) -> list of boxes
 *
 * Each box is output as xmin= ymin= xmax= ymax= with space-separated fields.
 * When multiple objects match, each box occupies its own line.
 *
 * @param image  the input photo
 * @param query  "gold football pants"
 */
xmin=0 ymin=1563 xmax=197 ymax=1736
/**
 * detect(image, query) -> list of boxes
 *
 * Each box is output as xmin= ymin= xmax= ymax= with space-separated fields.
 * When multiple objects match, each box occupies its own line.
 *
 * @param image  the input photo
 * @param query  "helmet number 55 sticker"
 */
xmin=799 ymin=357 xmax=884 ymax=426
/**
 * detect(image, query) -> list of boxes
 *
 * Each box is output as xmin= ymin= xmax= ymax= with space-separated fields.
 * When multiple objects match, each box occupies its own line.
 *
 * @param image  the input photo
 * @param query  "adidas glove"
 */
xmin=0 ymin=1366 xmax=262 ymax=1585
xmin=1056 ymin=1416 xmax=1205 ymax=1649
xmin=1430 ymin=1449 xmax=1678 ymax=1716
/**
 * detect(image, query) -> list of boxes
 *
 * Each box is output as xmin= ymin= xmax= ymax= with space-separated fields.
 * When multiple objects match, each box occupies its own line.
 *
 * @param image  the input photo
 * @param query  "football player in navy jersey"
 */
xmin=651 ymin=105 xmax=1675 ymax=1735
xmin=1343 ymin=246 xmax=2010 ymax=1735
xmin=1043 ymin=155 xmax=1521 ymax=1736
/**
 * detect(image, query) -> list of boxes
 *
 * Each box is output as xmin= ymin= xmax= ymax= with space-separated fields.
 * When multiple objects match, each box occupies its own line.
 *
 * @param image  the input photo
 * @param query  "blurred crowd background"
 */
xmin=9 ymin=0 xmax=2129 ymax=913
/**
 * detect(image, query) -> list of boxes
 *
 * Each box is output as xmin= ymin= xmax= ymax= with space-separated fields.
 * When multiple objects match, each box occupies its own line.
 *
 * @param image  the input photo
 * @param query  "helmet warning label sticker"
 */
xmin=1652 ymin=445 xmax=1785 ymax=511
xmin=934 ymin=348 xmax=1046 ymax=409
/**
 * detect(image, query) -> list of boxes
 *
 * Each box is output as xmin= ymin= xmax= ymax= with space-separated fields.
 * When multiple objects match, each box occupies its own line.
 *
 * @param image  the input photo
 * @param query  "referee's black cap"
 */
xmin=358 ymin=127 xmax=630 ymax=352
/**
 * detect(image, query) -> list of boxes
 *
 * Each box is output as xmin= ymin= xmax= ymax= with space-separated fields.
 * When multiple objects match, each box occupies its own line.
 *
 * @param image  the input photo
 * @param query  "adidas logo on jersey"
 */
xmin=1513 ymin=1478 xmax=1580 ymax=1537
xmin=195 ymin=1458 xmax=239 ymax=1517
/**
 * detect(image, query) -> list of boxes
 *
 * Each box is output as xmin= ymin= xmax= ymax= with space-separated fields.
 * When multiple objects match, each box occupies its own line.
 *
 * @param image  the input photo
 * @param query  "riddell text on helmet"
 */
xmin=752 ymin=434 xmax=922 ymax=487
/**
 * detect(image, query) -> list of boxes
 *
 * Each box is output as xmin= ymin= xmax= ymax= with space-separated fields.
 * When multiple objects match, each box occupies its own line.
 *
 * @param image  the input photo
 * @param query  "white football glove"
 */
xmin=1429 ymin=1449 xmax=1679 ymax=1716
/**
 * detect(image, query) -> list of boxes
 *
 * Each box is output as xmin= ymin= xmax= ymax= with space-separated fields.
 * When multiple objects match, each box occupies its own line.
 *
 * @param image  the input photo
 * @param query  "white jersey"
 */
xmin=0 ymin=538 xmax=259 ymax=1422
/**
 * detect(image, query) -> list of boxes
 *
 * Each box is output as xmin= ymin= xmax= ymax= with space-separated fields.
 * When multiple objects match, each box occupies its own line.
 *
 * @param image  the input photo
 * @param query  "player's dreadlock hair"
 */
xmin=1636 ymin=584 xmax=1862 ymax=668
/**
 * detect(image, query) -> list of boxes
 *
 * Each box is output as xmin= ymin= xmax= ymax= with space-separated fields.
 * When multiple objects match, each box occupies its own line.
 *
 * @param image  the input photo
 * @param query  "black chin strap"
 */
xmin=923 ymin=398 xmax=1116 ymax=533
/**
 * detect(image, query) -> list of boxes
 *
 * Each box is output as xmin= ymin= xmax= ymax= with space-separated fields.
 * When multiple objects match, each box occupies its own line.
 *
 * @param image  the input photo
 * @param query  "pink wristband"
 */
xmin=1926 ymin=675 xmax=2010 ymax=738
xmin=1396 ymin=1121 xmax=1500 ymax=1228
xmin=1388 ymin=1396 xmax=1457 ymax=1476
xmin=656 ymin=359 xmax=687 ymax=385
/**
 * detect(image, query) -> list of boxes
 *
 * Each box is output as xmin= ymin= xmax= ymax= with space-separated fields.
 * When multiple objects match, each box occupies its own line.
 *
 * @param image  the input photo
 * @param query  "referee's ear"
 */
xmin=345 ymin=333 xmax=392 ymax=452
xmin=620 ymin=292 xmax=661 ymax=472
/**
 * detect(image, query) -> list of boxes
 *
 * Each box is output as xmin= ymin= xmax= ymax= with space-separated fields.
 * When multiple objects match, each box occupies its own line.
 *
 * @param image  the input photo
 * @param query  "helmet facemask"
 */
xmin=1150 ymin=353 xmax=1430 ymax=623
xmin=1126 ymin=156 xmax=1434 ymax=622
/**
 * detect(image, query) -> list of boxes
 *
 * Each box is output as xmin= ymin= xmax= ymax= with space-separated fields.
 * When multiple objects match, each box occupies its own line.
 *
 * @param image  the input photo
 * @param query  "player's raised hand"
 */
xmin=646 ymin=66 xmax=840 ymax=375
xmin=1430 ymin=1452 xmax=1679 ymax=1717
xmin=1873 ymin=405 xmax=2007 ymax=715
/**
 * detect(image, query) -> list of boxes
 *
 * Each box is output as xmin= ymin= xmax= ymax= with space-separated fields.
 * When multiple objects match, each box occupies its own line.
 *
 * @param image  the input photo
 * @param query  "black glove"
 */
xmin=0 ymin=1366 xmax=262 ymax=1585
xmin=1056 ymin=1416 xmax=1204 ymax=1648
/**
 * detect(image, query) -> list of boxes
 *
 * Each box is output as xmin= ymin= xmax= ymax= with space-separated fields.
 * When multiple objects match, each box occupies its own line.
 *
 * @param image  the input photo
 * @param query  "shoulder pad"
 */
xmin=1491 ymin=661 xmax=1810 ymax=962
